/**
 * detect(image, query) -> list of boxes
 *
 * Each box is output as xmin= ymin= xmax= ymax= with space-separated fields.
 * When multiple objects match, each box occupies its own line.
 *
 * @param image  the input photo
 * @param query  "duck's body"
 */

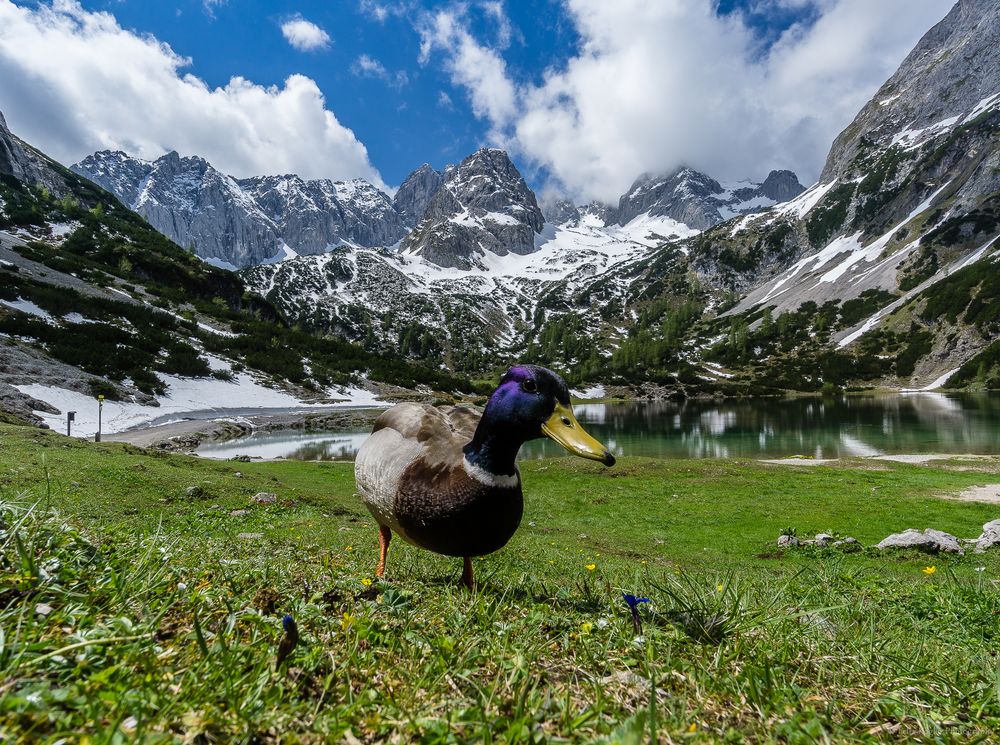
xmin=354 ymin=365 xmax=615 ymax=588
xmin=355 ymin=403 xmax=524 ymax=557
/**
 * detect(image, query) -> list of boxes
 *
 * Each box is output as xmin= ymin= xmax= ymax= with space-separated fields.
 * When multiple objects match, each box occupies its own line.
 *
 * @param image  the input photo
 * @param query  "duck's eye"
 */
xmin=561 ymin=416 xmax=572 ymax=426
xmin=521 ymin=379 xmax=537 ymax=393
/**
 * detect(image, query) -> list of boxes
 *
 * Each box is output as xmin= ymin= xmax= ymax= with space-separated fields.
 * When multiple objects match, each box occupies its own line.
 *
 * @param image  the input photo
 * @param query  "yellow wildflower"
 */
xmin=922 ymin=566 xmax=937 ymax=575
xmin=341 ymin=612 xmax=355 ymax=631
xmin=580 ymin=622 xmax=593 ymax=635
xmin=361 ymin=578 xmax=372 ymax=587
xmin=688 ymin=723 xmax=697 ymax=733
xmin=716 ymin=584 xmax=724 ymax=592
xmin=585 ymin=563 xmax=596 ymax=571
xmin=346 ymin=545 xmax=354 ymax=552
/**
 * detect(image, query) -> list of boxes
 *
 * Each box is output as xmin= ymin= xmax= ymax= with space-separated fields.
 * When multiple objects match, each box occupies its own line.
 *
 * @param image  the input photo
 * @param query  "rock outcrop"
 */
xmin=393 ymin=164 xmax=443 ymax=227
xmin=876 ymin=528 xmax=964 ymax=554
xmin=0 ymin=111 xmax=68 ymax=198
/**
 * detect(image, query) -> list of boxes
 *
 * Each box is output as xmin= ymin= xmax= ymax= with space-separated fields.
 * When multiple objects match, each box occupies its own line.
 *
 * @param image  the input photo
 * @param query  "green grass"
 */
xmin=3 ymin=421 xmax=1000 ymax=741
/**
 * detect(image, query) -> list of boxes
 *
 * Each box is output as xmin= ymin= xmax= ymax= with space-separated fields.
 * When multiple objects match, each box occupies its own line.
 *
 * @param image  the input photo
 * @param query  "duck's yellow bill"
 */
xmin=541 ymin=402 xmax=616 ymax=467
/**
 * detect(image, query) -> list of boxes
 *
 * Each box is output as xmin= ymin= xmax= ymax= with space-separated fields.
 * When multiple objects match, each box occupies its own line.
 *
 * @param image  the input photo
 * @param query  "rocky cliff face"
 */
xmin=240 ymin=175 xmax=405 ymax=253
xmin=0 ymin=112 xmax=69 ymax=198
xmin=393 ymin=164 xmax=443 ymax=227
xmin=399 ymin=148 xmax=545 ymax=269
xmin=539 ymin=197 xmax=580 ymax=226
xmin=73 ymin=151 xmax=409 ymax=268
xmin=821 ymin=0 xmax=1000 ymax=186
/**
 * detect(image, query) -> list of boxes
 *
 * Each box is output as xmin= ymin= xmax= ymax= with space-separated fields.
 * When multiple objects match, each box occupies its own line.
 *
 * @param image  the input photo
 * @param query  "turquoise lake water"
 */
xmin=195 ymin=392 xmax=1000 ymax=461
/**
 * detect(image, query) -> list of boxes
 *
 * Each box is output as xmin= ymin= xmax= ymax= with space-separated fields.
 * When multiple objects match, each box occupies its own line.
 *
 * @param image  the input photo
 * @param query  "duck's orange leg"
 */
xmin=460 ymin=556 xmax=475 ymax=591
xmin=375 ymin=525 xmax=391 ymax=578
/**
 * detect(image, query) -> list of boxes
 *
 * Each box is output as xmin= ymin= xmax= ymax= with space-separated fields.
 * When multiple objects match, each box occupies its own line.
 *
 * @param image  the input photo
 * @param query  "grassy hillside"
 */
xmin=1 ymin=160 xmax=481 ymax=405
xmin=4 ymin=421 xmax=1000 ymax=741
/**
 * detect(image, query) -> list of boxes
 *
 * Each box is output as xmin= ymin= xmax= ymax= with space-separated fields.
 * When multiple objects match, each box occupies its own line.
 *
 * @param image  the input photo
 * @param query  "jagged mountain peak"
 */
xmin=72 ymin=149 xmax=407 ymax=267
xmin=399 ymin=147 xmax=544 ymax=269
xmin=758 ymin=170 xmax=805 ymax=202
xmin=616 ymin=166 xmax=800 ymax=231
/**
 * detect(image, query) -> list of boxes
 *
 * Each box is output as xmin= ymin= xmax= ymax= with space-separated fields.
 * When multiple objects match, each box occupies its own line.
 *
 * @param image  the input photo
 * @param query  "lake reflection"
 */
xmin=195 ymin=393 xmax=1000 ymax=461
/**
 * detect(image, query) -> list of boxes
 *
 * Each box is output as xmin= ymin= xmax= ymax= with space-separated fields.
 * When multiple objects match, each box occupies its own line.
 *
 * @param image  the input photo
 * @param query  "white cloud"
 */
xmin=417 ymin=6 xmax=517 ymax=133
xmin=280 ymin=16 xmax=332 ymax=52
xmin=420 ymin=0 xmax=952 ymax=202
xmin=0 ymin=1 xmax=386 ymax=188
xmin=351 ymin=53 xmax=409 ymax=87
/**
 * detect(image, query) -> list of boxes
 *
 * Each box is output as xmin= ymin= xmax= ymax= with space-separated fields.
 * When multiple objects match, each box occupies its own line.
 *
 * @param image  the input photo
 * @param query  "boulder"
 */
xmin=777 ymin=535 xmax=799 ymax=548
xmin=185 ymin=486 xmax=204 ymax=499
xmin=251 ymin=492 xmax=278 ymax=505
xmin=876 ymin=528 xmax=964 ymax=555
xmin=974 ymin=519 xmax=1000 ymax=553
xmin=814 ymin=533 xmax=834 ymax=547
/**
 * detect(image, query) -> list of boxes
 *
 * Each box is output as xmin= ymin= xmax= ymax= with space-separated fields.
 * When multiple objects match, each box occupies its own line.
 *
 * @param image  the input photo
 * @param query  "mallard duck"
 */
xmin=355 ymin=365 xmax=615 ymax=589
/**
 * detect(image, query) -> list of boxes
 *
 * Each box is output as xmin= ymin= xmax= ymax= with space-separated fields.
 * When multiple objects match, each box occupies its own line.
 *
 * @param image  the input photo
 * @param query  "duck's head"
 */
xmin=478 ymin=365 xmax=615 ymax=467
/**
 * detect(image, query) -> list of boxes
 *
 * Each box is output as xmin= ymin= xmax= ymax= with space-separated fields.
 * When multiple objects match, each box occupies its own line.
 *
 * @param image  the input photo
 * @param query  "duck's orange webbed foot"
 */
xmin=375 ymin=524 xmax=391 ymax=578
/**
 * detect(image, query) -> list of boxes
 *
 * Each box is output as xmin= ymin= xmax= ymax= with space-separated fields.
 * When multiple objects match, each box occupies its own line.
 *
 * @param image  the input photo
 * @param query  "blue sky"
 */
xmin=69 ymin=0 xmax=812 ymax=184
xmin=0 ymin=0 xmax=952 ymax=199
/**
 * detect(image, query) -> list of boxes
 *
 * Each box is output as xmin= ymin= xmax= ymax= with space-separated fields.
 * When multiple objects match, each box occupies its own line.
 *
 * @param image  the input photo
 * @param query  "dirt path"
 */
xmin=953 ymin=484 xmax=1000 ymax=504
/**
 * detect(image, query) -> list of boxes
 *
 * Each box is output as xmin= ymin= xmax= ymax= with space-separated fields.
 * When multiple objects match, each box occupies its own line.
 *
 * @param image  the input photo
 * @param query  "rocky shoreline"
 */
xmin=105 ymin=408 xmax=385 ymax=452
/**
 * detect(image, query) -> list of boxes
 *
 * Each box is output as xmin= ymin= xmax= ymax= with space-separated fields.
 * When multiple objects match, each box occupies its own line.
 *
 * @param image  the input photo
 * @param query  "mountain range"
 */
xmin=2 ymin=0 xmax=1000 ymax=430
xmin=73 ymin=146 xmax=803 ymax=271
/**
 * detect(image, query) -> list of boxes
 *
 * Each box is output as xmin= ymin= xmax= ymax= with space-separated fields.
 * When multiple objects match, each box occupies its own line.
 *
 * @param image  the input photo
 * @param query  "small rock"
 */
xmin=233 ymin=472 xmax=243 ymax=478
xmin=251 ymin=492 xmax=278 ymax=505
xmin=777 ymin=534 xmax=799 ymax=548
xmin=185 ymin=486 xmax=204 ymax=499
xmin=843 ymin=537 xmax=858 ymax=544
xmin=70 ymin=481 xmax=81 ymax=488
xmin=600 ymin=670 xmax=667 ymax=697
xmin=876 ymin=528 xmax=964 ymax=555
xmin=974 ymin=519 xmax=1000 ymax=553
xmin=814 ymin=533 xmax=833 ymax=546
xmin=799 ymin=539 xmax=817 ymax=546
xmin=231 ymin=455 xmax=252 ymax=462
xmin=35 ymin=602 xmax=53 ymax=616
xmin=238 ymin=532 xmax=264 ymax=540
xmin=229 ymin=509 xmax=250 ymax=517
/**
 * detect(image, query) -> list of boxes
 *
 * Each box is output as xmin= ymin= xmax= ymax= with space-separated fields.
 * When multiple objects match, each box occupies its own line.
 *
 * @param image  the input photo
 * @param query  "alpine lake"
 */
xmin=195 ymin=391 xmax=1000 ymax=462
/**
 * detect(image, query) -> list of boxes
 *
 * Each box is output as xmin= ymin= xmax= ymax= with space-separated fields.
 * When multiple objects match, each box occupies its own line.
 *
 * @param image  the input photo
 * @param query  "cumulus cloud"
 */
xmin=417 ymin=6 xmax=517 ymax=133
xmin=280 ymin=15 xmax=332 ymax=51
xmin=420 ymin=0 xmax=952 ymax=201
xmin=0 ymin=1 xmax=385 ymax=188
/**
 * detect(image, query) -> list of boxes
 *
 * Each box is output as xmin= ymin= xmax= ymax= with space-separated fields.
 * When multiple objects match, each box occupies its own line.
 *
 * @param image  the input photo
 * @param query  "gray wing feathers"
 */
xmin=356 ymin=403 xmax=483 ymax=526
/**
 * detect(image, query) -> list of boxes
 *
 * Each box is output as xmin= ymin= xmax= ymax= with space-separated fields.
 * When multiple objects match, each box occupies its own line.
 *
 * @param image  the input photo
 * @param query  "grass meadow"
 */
xmin=3 ymin=421 xmax=1000 ymax=742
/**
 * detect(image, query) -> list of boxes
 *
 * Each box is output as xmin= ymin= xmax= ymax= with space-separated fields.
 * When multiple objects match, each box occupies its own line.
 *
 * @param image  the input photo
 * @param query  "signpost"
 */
xmin=66 ymin=411 xmax=75 ymax=437
xmin=95 ymin=394 xmax=104 ymax=442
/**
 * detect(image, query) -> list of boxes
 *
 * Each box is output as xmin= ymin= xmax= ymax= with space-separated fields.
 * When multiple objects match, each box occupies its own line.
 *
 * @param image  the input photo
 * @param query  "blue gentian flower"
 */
xmin=622 ymin=593 xmax=650 ymax=609
xmin=276 ymin=614 xmax=299 ymax=669
xmin=622 ymin=592 xmax=650 ymax=634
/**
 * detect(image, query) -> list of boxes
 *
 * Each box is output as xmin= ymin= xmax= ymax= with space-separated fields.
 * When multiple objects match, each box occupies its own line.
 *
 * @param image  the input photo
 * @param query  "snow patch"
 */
xmin=1 ymin=298 xmax=55 ymax=322
xmin=16 ymin=375 xmax=386 ymax=438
